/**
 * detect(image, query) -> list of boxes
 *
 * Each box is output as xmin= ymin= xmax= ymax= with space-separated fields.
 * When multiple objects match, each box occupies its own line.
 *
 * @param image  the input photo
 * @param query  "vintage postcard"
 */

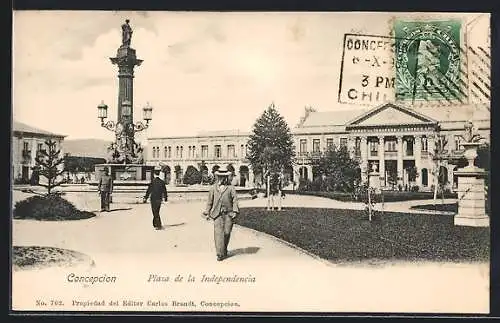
xmin=11 ymin=11 xmax=490 ymax=314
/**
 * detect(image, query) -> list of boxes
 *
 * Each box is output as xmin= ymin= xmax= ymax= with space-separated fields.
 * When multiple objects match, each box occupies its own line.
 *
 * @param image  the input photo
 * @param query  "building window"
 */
xmin=37 ymin=143 xmax=43 ymax=152
xmin=180 ymin=146 xmax=183 ymax=158
xmin=192 ymin=146 xmax=196 ymax=158
xmin=406 ymin=138 xmax=414 ymax=156
xmin=326 ymin=138 xmax=334 ymax=150
xmin=438 ymin=135 xmax=448 ymax=151
xmin=152 ymin=146 xmax=160 ymax=159
xmin=202 ymin=145 xmax=208 ymax=159
xmin=369 ymin=140 xmax=378 ymax=156
xmin=227 ymin=145 xmax=235 ymax=158
xmin=176 ymin=146 xmax=179 ymax=158
xmin=164 ymin=146 xmax=168 ymax=158
xmin=454 ymin=135 xmax=461 ymax=151
xmin=214 ymin=145 xmax=221 ymax=158
xmin=421 ymin=136 xmax=428 ymax=152
xmin=23 ymin=142 xmax=29 ymax=151
xmin=188 ymin=146 xmax=192 ymax=158
xmin=313 ymin=139 xmax=320 ymax=153
xmin=340 ymin=137 xmax=348 ymax=147
xmin=386 ymin=140 xmax=396 ymax=152
xmin=168 ymin=146 xmax=172 ymax=158
xmin=240 ymin=144 xmax=244 ymax=157
xmin=299 ymin=139 xmax=307 ymax=155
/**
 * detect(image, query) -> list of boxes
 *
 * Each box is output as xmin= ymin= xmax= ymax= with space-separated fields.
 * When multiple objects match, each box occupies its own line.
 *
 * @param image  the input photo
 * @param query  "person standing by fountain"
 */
xmin=143 ymin=166 xmax=168 ymax=230
xmin=98 ymin=168 xmax=114 ymax=212
xmin=202 ymin=166 xmax=240 ymax=261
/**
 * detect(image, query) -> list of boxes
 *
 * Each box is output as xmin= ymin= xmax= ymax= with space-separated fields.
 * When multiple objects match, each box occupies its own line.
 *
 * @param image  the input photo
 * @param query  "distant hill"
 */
xmin=63 ymin=139 xmax=111 ymax=159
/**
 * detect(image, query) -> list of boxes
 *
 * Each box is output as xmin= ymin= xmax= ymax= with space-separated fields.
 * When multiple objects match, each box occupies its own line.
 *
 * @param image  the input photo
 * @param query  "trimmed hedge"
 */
xmin=13 ymin=194 xmax=95 ymax=221
xmin=284 ymin=190 xmax=458 ymax=203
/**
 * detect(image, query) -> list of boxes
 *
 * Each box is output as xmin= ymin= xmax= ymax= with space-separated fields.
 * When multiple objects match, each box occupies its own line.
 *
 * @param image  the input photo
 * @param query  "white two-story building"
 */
xmin=12 ymin=121 xmax=66 ymax=184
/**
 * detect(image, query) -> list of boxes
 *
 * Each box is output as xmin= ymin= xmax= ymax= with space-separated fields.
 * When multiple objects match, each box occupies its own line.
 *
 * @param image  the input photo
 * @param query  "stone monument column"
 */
xmin=110 ymin=19 xmax=143 ymax=160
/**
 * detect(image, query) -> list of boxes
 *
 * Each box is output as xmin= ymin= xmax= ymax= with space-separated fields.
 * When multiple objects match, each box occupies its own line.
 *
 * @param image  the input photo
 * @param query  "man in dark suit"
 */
xmin=143 ymin=167 xmax=168 ymax=230
xmin=203 ymin=165 xmax=239 ymax=261
xmin=98 ymin=168 xmax=113 ymax=212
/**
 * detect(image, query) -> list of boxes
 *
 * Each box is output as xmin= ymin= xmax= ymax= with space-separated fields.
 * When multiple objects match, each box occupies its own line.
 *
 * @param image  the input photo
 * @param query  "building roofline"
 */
xmin=13 ymin=130 xmax=67 ymax=139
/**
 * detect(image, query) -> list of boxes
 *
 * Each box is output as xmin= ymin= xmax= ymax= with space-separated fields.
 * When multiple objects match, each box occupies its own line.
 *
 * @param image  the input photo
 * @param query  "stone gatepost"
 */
xmin=453 ymin=122 xmax=489 ymax=227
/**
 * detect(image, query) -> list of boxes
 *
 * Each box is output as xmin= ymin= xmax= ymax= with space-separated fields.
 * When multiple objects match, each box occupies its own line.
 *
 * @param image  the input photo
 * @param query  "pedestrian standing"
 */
xmin=202 ymin=165 xmax=239 ymax=261
xmin=98 ymin=168 xmax=113 ymax=212
xmin=143 ymin=167 xmax=168 ymax=230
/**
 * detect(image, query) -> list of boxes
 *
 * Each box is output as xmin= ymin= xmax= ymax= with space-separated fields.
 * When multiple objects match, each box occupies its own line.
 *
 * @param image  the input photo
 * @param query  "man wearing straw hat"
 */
xmin=143 ymin=166 xmax=168 ymax=230
xmin=202 ymin=165 xmax=240 ymax=261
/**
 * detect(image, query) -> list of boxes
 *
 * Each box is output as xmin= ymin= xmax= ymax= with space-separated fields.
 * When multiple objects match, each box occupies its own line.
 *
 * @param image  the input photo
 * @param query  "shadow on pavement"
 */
xmin=107 ymin=208 xmax=133 ymax=212
xmin=163 ymin=222 xmax=186 ymax=228
xmin=227 ymin=247 xmax=260 ymax=258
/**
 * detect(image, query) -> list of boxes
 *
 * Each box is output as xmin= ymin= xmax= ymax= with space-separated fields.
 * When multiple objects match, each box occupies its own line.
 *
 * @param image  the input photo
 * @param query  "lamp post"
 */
xmin=97 ymin=100 xmax=152 ymax=133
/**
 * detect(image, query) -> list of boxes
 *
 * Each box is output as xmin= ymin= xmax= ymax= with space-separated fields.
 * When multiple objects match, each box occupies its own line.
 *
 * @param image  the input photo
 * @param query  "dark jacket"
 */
xmin=98 ymin=174 xmax=113 ymax=192
xmin=144 ymin=177 xmax=168 ymax=201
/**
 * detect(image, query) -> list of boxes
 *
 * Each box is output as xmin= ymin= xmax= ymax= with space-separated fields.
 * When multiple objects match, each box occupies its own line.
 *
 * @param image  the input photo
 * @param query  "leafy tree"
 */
xmin=34 ymin=139 xmax=65 ymax=195
xmin=174 ymin=165 xmax=182 ymax=185
xmin=312 ymin=145 xmax=361 ymax=192
xmin=429 ymin=133 xmax=449 ymax=203
xmin=476 ymin=143 xmax=490 ymax=171
xmin=64 ymin=156 xmax=106 ymax=174
xmin=183 ymin=165 xmax=202 ymax=185
xmin=198 ymin=161 xmax=209 ymax=184
xmin=248 ymin=102 xmax=295 ymax=183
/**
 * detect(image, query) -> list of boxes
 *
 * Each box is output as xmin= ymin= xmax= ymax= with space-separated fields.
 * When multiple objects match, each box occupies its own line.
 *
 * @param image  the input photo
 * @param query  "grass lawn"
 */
xmin=12 ymin=246 xmax=94 ymax=271
xmin=236 ymin=207 xmax=489 ymax=264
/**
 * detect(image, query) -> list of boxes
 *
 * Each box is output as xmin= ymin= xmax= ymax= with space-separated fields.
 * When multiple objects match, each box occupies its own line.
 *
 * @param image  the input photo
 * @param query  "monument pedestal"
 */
xmin=453 ymin=166 xmax=489 ymax=227
xmin=92 ymin=164 xmax=155 ymax=187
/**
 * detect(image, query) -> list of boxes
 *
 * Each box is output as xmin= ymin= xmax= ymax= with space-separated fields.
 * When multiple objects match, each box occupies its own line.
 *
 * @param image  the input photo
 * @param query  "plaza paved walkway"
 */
xmin=11 ymin=191 xmax=488 ymax=313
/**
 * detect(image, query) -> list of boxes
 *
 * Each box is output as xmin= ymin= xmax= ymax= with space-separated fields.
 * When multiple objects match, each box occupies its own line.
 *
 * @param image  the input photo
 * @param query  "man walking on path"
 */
xmin=143 ymin=166 xmax=168 ymax=230
xmin=98 ymin=168 xmax=113 ymax=212
xmin=203 ymin=165 xmax=240 ymax=261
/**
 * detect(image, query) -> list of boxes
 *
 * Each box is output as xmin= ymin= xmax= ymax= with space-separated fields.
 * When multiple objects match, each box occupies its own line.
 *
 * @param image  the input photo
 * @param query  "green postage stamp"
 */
xmin=394 ymin=20 xmax=464 ymax=102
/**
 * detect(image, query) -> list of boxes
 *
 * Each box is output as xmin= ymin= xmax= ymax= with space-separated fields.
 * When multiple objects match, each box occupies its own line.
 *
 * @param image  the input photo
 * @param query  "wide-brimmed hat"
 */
xmin=154 ymin=166 xmax=161 ymax=171
xmin=215 ymin=166 xmax=231 ymax=176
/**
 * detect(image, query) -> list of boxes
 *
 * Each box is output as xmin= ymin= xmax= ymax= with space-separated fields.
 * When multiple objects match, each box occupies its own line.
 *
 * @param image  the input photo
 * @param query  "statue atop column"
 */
xmin=121 ymin=19 xmax=133 ymax=47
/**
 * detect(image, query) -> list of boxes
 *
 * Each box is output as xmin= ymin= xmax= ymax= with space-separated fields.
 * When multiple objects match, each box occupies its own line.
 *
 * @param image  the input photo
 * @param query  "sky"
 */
xmin=12 ymin=11 xmax=489 ymax=142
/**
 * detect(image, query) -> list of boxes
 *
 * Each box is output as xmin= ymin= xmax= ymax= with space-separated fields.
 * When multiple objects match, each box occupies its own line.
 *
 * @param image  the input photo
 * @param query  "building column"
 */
xmin=414 ymin=135 xmax=422 ymax=187
xmin=428 ymin=135 xmax=436 ymax=188
xmin=378 ymin=136 xmax=385 ymax=187
xmin=347 ymin=136 xmax=355 ymax=157
xmin=360 ymin=136 xmax=368 ymax=183
xmin=397 ymin=135 xmax=403 ymax=187
xmin=248 ymin=166 xmax=255 ymax=187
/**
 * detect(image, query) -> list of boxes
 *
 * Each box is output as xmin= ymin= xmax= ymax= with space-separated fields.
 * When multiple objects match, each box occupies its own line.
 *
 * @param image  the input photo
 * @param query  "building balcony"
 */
xmin=404 ymin=150 xmax=414 ymax=157
xmin=384 ymin=151 xmax=397 ymax=158
xmin=369 ymin=150 xmax=378 ymax=157
xmin=310 ymin=151 xmax=322 ymax=159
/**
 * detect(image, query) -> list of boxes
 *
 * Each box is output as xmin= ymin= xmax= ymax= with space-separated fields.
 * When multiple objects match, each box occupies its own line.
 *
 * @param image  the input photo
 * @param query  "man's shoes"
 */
xmin=216 ymin=255 xmax=225 ymax=261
